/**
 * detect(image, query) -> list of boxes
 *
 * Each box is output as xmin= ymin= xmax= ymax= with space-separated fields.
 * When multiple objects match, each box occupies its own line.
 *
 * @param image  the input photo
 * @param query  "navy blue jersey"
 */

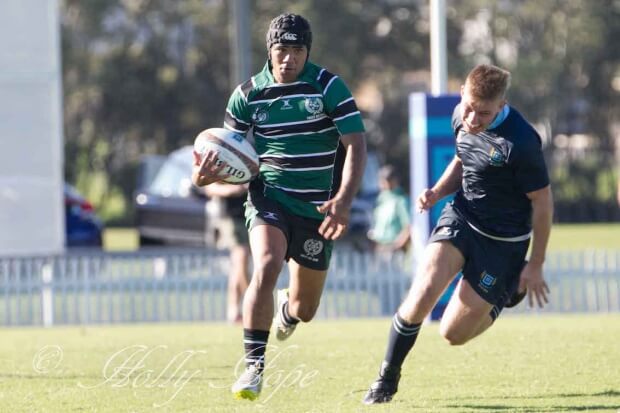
xmin=451 ymin=104 xmax=549 ymax=238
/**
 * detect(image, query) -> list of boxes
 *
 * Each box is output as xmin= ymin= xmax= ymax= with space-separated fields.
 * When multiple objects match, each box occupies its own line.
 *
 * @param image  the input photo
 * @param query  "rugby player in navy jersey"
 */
xmin=191 ymin=13 xmax=367 ymax=401
xmin=363 ymin=64 xmax=553 ymax=404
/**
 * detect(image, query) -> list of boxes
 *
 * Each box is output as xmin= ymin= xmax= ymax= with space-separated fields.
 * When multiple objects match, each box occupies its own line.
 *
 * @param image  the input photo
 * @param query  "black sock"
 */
xmin=243 ymin=329 xmax=269 ymax=372
xmin=489 ymin=303 xmax=502 ymax=322
xmin=282 ymin=301 xmax=300 ymax=326
xmin=383 ymin=313 xmax=421 ymax=368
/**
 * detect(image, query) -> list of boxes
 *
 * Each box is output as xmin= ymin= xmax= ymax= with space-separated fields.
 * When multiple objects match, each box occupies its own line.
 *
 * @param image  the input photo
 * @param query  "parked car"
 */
xmin=134 ymin=146 xmax=209 ymax=246
xmin=134 ymin=146 xmax=379 ymax=248
xmin=65 ymin=183 xmax=103 ymax=247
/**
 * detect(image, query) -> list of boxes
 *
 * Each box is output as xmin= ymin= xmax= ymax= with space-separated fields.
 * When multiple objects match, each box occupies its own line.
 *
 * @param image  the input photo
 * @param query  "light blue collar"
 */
xmin=487 ymin=104 xmax=510 ymax=130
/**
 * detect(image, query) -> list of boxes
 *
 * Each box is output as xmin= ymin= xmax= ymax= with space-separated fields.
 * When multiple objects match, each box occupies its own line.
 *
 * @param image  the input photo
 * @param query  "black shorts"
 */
xmin=244 ymin=194 xmax=333 ymax=271
xmin=428 ymin=203 xmax=529 ymax=305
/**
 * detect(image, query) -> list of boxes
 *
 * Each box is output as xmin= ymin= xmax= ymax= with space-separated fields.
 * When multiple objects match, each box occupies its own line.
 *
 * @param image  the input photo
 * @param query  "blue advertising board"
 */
xmin=409 ymin=93 xmax=460 ymax=251
xmin=409 ymin=93 xmax=460 ymax=320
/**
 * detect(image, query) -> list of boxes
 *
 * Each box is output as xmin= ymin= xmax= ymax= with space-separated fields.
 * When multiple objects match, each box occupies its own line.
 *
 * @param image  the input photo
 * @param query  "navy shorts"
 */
xmin=428 ymin=203 xmax=529 ymax=305
xmin=244 ymin=194 xmax=333 ymax=271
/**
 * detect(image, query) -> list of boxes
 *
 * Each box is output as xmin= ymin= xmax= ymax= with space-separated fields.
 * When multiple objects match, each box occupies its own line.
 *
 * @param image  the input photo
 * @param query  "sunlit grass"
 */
xmin=0 ymin=315 xmax=618 ymax=412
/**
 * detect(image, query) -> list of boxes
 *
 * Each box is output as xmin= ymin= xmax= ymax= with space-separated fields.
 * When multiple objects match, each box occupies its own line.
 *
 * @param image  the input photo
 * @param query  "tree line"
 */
xmin=61 ymin=0 xmax=620 ymax=223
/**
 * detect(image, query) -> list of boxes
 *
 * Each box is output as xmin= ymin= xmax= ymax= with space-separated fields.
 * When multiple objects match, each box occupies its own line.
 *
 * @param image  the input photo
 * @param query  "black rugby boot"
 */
xmin=362 ymin=362 xmax=401 ymax=405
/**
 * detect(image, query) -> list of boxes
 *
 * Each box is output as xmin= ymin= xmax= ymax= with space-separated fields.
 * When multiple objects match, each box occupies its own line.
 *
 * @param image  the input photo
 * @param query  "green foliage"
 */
xmin=62 ymin=0 xmax=231 ymax=222
xmin=549 ymin=149 xmax=619 ymax=222
xmin=60 ymin=0 xmax=620 ymax=223
xmin=552 ymin=160 xmax=616 ymax=203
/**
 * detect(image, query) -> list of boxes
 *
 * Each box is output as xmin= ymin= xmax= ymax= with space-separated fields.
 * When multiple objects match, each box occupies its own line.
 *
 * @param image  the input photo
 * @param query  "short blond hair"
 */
xmin=465 ymin=64 xmax=511 ymax=101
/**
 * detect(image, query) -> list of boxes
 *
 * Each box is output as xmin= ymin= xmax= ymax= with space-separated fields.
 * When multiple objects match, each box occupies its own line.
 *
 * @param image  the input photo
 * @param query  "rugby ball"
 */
xmin=193 ymin=128 xmax=259 ymax=184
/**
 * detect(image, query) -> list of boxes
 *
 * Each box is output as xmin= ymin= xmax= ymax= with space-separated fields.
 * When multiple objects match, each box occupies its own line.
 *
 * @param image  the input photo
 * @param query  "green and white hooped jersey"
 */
xmin=224 ymin=61 xmax=365 ymax=220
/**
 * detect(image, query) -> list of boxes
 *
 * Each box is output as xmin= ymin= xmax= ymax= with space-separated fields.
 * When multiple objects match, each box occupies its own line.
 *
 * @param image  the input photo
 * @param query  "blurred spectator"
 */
xmin=617 ymin=169 xmax=620 ymax=208
xmin=367 ymin=165 xmax=411 ymax=254
xmin=204 ymin=183 xmax=251 ymax=324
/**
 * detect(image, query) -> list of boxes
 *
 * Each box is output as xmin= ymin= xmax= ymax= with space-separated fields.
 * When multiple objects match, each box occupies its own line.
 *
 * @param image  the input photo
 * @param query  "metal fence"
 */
xmin=0 ymin=248 xmax=618 ymax=327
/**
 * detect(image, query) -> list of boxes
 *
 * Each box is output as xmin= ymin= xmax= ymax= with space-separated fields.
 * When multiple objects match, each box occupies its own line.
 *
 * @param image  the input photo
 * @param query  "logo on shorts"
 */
xmin=300 ymin=239 xmax=323 ymax=262
xmin=489 ymin=148 xmax=505 ymax=166
xmin=304 ymin=97 xmax=323 ymax=118
xmin=262 ymin=212 xmax=279 ymax=221
xmin=437 ymin=226 xmax=452 ymax=237
xmin=479 ymin=271 xmax=497 ymax=293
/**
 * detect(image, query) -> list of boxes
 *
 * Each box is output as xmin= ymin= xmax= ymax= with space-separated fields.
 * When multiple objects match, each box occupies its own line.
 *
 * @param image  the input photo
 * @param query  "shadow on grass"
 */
xmin=554 ymin=390 xmax=620 ymax=398
xmin=444 ymin=390 xmax=620 ymax=412
xmin=448 ymin=405 xmax=619 ymax=412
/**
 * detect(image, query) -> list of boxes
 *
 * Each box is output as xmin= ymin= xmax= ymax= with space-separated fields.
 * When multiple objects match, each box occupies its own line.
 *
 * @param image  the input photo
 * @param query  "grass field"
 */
xmin=102 ymin=223 xmax=620 ymax=252
xmin=1 ymin=315 xmax=619 ymax=412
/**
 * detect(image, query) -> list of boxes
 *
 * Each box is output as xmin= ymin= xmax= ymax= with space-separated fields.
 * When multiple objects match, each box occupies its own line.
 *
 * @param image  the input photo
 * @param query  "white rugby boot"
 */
xmin=275 ymin=289 xmax=297 ymax=341
xmin=231 ymin=362 xmax=263 ymax=401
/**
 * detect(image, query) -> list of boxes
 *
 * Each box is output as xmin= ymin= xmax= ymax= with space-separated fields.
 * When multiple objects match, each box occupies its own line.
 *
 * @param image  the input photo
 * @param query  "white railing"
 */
xmin=0 ymin=248 xmax=618 ymax=326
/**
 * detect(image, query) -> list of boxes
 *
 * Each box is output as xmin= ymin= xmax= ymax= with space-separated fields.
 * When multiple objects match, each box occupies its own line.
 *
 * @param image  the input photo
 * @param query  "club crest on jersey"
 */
xmin=251 ymin=108 xmax=268 ymax=124
xmin=489 ymin=147 xmax=505 ymax=166
xmin=304 ymin=97 xmax=323 ymax=118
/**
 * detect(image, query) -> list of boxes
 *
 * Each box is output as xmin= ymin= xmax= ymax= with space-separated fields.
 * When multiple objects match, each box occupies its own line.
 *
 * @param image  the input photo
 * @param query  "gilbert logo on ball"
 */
xmin=194 ymin=128 xmax=259 ymax=184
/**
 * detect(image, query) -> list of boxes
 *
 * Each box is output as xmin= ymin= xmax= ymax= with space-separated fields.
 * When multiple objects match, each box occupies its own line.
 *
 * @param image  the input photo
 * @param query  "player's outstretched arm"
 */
xmin=417 ymin=156 xmax=463 ymax=211
xmin=317 ymin=132 xmax=367 ymax=240
xmin=520 ymin=184 xmax=553 ymax=308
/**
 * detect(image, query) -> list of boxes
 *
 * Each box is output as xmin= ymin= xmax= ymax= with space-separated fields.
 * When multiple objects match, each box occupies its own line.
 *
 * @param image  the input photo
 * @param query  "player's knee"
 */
xmin=442 ymin=331 xmax=469 ymax=346
xmin=439 ymin=324 xmax=470 ymax=346
xmin=252 ymin=256 xmax=281 ymax=288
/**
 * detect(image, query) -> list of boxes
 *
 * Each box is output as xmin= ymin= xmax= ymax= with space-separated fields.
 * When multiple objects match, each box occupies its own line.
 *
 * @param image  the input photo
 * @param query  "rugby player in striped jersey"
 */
xmin=192 ymin=13 xmax=367 ymax=401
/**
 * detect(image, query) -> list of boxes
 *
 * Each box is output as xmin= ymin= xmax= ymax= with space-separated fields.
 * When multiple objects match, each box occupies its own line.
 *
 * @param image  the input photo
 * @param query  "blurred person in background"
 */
xmin=367 ymin=165 xmax=411 ymax=255
xmin=616 ymin=173 xmax=620 ymax=208
xmin=363 ymin=64 xmax=553 ymax=404
xmin=204 ymin=183 xmax=251 ymax=324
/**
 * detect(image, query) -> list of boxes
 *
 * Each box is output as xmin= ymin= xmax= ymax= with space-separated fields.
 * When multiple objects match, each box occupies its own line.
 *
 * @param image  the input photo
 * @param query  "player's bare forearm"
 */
xmin=417 ymin=156 xmax=463 ymax=211
xmin=332 ymin=133 xmax=367 ymax=206
xmin=431 ymin=156 xmax=463 ymax=199
xmin=316 ymin=133 xmax=366 ymax=240
xmin=527 ymin=185 xmax=553 ymax=266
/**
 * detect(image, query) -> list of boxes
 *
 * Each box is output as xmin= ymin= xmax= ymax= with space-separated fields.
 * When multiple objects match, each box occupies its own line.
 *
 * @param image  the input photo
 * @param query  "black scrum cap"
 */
xmin=266 ymin=13 xmax=312 ymax=52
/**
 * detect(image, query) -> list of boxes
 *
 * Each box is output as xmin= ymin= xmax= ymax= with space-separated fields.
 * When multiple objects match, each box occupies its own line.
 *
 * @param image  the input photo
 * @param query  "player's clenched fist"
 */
xmin=416 ymin=188 xmax=439 ymax=212
xmin=191 ymin=149 xmax=227 ymax=187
